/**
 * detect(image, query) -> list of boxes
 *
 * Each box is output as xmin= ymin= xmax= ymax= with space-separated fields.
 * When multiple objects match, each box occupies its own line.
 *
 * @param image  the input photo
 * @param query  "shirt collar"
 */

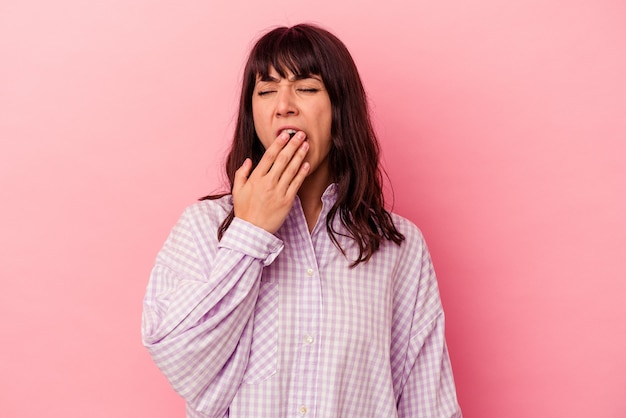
xmin=321 ymin=183 xmax=337 ymax=204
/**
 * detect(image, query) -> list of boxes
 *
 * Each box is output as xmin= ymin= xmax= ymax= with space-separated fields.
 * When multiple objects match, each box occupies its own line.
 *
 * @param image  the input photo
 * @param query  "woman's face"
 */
xmin=252 ymin=66 xmax=333 ymax=182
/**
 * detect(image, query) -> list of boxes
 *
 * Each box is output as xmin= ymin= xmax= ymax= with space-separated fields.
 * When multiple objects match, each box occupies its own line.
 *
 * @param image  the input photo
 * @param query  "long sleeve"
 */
xmin=141 ymin=203 xmax=283 ymax=417
xmin=397 ymin=314 xmax=462 ymax=417
xmin=143 ymin=192 xmax=462 ymax=417
xmin=392 ymin=224 xmax=462 ymax=417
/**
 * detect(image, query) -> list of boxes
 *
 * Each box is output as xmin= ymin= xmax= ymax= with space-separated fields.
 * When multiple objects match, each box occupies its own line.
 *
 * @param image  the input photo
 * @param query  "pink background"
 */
xmin=1 ymin=0 xmax=625 ymax=417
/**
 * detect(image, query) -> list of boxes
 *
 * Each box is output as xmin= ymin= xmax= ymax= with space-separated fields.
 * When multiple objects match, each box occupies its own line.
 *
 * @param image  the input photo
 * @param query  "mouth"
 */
xmin=279 ymin=128 xmax=299 ymax=139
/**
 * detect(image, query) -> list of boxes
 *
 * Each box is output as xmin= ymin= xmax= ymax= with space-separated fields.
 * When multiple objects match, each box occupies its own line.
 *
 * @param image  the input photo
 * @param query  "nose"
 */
xmin=275 ymin=88 xmax=298 ymax=117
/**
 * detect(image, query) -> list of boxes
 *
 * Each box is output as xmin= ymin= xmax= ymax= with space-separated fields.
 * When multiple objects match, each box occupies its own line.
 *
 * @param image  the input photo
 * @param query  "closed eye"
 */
xmin=257 ymin=90 xmax=276 ymax=96
xmin=297 ymin=88 xmax=320 ymax=93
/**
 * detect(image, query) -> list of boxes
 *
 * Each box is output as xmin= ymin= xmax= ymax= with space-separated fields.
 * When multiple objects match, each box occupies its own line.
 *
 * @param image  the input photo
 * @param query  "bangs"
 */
xmin=249 ymin=27 xmax=322 ymax=80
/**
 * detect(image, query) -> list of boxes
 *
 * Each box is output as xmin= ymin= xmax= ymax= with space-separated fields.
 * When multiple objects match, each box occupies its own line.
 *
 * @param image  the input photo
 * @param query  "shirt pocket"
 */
xmin=242 ymin=279 xmax=278 ymax=384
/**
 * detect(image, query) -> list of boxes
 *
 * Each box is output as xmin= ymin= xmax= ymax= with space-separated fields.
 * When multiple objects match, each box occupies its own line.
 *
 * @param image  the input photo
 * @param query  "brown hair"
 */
xmin=203 ymin=23 xmax=404 ymax=265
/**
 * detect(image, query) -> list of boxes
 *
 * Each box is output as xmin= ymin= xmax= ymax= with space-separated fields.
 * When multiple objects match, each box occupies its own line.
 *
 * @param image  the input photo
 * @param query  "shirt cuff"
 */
xmin=218 ymin=217 xmax=284 ymax=266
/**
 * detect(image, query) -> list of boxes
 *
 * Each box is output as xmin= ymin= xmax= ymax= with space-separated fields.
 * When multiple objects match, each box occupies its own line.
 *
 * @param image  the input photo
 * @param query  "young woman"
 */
xmin=142 ymin=23 xmax=462 ymax=418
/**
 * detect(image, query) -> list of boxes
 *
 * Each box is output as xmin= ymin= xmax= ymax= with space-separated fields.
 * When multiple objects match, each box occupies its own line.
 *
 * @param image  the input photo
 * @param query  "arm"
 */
xmin=142 ymin=207 xmax=282 ymax=417
xmin=397 ymin=314 xmax=462 ymax=417
xmin=393 ymin=226 xmax=462 ymax=417
xmin=142 ymin=130 xmax=309 ymax=417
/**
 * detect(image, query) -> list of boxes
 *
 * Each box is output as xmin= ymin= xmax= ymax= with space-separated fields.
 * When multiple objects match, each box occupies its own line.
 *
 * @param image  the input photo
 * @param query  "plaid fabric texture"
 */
xmin=142 ymin=185 xmax=461 ymax=418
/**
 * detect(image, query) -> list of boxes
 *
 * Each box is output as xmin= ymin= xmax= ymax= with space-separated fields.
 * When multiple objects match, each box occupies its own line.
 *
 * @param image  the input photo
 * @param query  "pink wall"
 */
xmin=1 ymin=1 xmax=625 ymax=417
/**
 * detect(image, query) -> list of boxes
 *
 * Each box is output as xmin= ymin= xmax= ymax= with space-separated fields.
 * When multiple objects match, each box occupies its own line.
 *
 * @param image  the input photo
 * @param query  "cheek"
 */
xmin=321 ymin=108 xmax=332 ymax=142
xmin=252 ymin=106 xmax=271 ymax=148
xmin=251 ymin=104 xmax=261 ymax=131
xmin=321 ymin=99 xmax=332 ymax=135
xmin=324 ymin=113 xmax=332 ymax=136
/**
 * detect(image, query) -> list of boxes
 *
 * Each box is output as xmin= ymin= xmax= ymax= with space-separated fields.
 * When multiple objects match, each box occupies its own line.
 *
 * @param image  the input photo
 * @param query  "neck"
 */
xmin=297 ymin=166 xmax=332 ymax=233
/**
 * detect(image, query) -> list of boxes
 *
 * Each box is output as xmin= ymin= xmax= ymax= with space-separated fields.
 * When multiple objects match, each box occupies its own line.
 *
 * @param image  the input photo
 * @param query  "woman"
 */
xmin=142 ymin=23 xmax=462 ymax=418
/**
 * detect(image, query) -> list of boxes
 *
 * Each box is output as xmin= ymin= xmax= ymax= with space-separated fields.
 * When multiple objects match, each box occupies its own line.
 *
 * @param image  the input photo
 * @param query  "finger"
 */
xmin=266 ymin=131 xmax=307 ymax=180
xmin=252 ymin=131 xmax=290 ymax=177
xmin=233 ymin=158 xmax=252 ymax=194
xmin=277 ymin=139 xmax=309 ymax=188
xmin=286 ymin=161 xmax=311 ymax=197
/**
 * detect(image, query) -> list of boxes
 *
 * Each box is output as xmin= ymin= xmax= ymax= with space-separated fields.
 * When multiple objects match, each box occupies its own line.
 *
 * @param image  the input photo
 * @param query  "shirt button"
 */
xmin=299 ymin=405 xmax=308 ymax=415
xmin=304 ymin=334 xmax=314 ymax=344
xmin=306 ymin=268 xmax=314 ymax=276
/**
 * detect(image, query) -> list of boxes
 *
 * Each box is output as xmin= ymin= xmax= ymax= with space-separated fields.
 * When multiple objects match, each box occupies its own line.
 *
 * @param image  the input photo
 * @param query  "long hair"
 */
xmin=203 ymin=23 xmax=404 ymax=266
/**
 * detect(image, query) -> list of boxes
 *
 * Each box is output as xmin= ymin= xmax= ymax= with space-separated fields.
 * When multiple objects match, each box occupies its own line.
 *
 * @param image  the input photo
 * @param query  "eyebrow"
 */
xmin=258 ymin=74 xmax=322 ymax=83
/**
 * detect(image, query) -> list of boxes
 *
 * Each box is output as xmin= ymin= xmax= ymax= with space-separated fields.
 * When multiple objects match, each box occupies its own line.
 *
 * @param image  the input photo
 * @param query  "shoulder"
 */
xmin=171 ymin=195 xmax=233 ymax=242
xmin=181 ymin=195 xmax=233 ymax=224
xmin=160 ymin=196 xmax=233 ymax=260
xmin=382 ymin=212 xmax=437 ymax=283
xmin=387 ymin=212 xmax=442 ymax=316
xmin=389 ymin=212 xmax=427 ymax=251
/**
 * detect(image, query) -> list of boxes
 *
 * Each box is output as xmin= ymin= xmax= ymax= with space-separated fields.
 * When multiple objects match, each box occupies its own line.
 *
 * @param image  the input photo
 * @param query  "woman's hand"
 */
xmin=232 ymin=131 xmax=310 ymax=234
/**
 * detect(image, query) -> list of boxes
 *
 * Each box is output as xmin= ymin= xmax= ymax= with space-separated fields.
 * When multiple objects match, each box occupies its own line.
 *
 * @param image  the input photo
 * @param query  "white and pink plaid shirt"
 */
xmin=142 ymin=184 xmax=461 ymax=417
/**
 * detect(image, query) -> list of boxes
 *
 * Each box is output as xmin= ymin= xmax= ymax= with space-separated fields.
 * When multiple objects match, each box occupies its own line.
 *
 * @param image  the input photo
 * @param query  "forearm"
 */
xmin=142 ymin=212 xmax=283 ymax=416
xmin=143 ymin=248 xmax=263 ymax=392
